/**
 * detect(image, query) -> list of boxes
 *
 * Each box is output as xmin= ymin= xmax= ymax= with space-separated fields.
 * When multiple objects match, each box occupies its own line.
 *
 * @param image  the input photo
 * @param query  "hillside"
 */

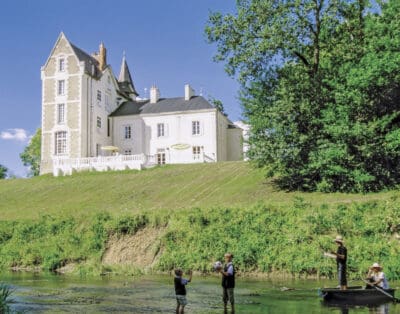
xmin=0 ymin=162 xmax=397 ymax=220
xmin=1 ymin=162 xmax=400 ymax=279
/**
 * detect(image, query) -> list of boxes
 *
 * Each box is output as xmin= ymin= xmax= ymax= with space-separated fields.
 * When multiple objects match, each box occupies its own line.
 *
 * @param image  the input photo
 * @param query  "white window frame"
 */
xmin=157 ymin=148 xmax=166 ymax=165
xmin=97 ymin=116 xmax=101 ymax=128
xmin=157 ymin=123 xmax=165 ymax=137
xmin=57 ymin=103 xmax=65 ymax=124
xmin=58 ymin=80 xmax=65 ymax=96
xmin=124 ymin=125 xmax=132 ymax=139
xmin=192 ymin=120 xmax=201 ymax=136
xmin=97 ymin=90 xmax=102 ymax=102
xmin=124 ymin=149 xmax=132 ymax=155
xmin=54 ymin=131 xmax=67 ymax=155
xmin=59 ymin=58 xmax=65 ymax=72
xmin=193 ymin=146 xmax=201 ymax=160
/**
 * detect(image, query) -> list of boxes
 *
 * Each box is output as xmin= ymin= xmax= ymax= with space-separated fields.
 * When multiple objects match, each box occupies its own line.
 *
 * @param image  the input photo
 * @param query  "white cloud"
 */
xmin=0 ymin=128 xmax=30 ymax=142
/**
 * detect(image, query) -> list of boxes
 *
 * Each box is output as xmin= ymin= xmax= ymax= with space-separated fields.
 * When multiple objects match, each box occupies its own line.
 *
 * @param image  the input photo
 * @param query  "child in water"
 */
xmin=174 ymin=268 xmax=192 ymax=314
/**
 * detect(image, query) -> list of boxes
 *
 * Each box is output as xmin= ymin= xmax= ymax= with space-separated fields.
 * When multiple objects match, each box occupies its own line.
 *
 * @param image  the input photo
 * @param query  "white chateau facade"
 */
xmin=40 ymin=33 xmax=243 ymax=176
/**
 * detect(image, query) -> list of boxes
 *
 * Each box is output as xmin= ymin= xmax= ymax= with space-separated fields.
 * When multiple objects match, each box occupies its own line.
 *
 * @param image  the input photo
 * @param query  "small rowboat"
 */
xmin=319 ymin=286 xmax=396 ymax=305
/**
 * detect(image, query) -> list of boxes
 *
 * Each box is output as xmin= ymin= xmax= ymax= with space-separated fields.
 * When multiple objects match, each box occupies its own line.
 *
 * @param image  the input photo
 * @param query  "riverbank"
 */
xmin=1 ymin=199 xmax=400 ymax=279
xmin=1 ymin=163 xmax=400 ymax=279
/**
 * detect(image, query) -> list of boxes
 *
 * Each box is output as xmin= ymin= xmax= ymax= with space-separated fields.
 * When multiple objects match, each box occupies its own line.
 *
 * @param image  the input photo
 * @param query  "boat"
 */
xmin=319 ymin=286 xmax=396 ymax=305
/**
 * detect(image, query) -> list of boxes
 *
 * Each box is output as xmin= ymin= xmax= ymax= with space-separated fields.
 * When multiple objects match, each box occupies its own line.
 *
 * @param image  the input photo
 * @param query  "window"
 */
xmin=55 ymin=131 xmax=67 ymax=155
xmin=124 ymin=125 xmax=131 ymax=139
xmin=58 ymin=80 xmax=65 ymax=95
xmin=97 ymin=90 xmax=102 ymax=101
xmin=97 ymin=116 xmax=101 ymax=128
xmin=157 ymin=123 xmax=165 ymax=137
xmin=96 ymin=144 xmax=101 ymax=156
xmin=193 ymin=146 xmax=201 ymax=160
xmin=157 ymin=149 xmax=166 ymax=165
xmin=124 ymin=149 xmax=132 ymax=155
xmin=192 ymin=121 xmax=200 ymax=135
xmin=107 ymin=118 xmax=110 ymax=137
xmin=59 ymin=58 xmax=65 ymax=72
xmin=57 ymin=103 xmax=65 ymax=124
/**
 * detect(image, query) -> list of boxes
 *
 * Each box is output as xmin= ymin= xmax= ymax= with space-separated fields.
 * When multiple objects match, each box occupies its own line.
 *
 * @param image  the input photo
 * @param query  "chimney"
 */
xmin=150 ymin=85 xmax=160 ymax=103
xmin=185 ymin=84 xmax=195 ymax=101
xmin=98 ymin=42 xmax=107 ymax=71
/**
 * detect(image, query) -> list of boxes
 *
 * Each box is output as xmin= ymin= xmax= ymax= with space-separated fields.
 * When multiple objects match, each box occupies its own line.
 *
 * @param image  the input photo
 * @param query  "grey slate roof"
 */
xmin=110 ymin=96 xmax=214 ymax=117
xmin=70 ymin=43 xmax=101 ymax=78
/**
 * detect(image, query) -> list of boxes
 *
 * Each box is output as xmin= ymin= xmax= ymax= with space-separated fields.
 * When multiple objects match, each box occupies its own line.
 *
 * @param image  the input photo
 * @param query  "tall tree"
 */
xmin=206 ymin=0 xmax=400 ymax=192
xmin=0 ymin=164 xmax=7 ymax=179
xmin=20 ymin=128 xmax=41 ymax=176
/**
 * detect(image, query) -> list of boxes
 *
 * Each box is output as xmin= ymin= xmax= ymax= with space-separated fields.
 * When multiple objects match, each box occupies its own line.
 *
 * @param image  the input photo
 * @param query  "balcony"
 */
xmin=52 ymin=154 xmax=148 ymax=176
xmin=51 ymin=151 xmax=216 ymax=176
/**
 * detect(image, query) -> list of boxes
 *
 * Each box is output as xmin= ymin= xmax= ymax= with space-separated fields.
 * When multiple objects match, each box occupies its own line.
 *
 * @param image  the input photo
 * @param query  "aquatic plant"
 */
xmin=0 ymin=283 xmax=13 ymax=313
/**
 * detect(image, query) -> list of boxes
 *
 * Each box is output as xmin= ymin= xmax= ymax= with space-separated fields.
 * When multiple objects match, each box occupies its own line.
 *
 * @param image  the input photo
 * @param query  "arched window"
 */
xmin=55 ymin=131 xmax=67 ymax=155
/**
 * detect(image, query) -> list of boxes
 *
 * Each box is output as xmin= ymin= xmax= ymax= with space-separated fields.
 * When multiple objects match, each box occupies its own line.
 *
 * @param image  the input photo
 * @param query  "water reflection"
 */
xmin=0 ymin=273 xmax=398 ymax=313
xmin=324 ymin=302 xmax=391 ymax=314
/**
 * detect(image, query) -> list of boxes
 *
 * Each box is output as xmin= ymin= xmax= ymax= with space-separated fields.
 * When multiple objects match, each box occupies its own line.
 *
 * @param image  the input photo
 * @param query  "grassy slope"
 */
xmin=0 ymin=162 xmax=397 ymax=220
xmin=1 ymin=162 xmax=400 ymax=278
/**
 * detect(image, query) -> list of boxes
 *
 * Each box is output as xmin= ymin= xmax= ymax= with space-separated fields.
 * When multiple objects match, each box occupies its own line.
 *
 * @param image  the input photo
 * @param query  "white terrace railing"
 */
xmin=52 ymin=154 xmax=148 ymax=176
xmin=51 ymin=152 xmax=216 ymax=176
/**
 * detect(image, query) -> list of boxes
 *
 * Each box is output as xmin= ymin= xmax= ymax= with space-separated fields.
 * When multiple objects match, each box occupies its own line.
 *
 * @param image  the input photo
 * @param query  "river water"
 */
xmin=1 ymin=272 xmax=399 ymax=313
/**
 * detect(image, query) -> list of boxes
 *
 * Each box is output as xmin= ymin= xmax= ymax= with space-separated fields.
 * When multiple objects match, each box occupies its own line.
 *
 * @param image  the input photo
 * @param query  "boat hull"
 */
xmin=320 ymin=288 xmax=395 ymax=305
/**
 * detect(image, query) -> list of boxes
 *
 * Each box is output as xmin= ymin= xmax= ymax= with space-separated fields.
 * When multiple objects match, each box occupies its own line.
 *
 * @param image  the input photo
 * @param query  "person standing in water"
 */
xmin=174 ymin=268 xmax=192 ymax=314
xmin=219 ymin=253 xmax=235 ymax=314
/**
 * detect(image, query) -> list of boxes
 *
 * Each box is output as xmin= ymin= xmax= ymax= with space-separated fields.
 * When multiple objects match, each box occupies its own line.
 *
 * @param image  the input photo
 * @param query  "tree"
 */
xmin=20 ymin=128 xmax=41 ymax=176
xmin=208 ymin=96 xmax=227 ymax=116
xmin=206 ymin=0 xmax=400 ymax=192
xmin=0 ymin=164 xmax=7 ymax=179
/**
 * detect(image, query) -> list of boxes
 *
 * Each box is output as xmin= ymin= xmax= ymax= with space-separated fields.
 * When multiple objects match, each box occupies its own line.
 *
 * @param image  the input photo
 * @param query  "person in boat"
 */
xmin=174 ymin=268 xmax=192 ymax=314
xmin=366 ymin=262 xmax=389 ymax=289
xmin=331 ymin=235 xmax=347 ymax=290
xmin=219 ymin=252 xmax=235 ymax=314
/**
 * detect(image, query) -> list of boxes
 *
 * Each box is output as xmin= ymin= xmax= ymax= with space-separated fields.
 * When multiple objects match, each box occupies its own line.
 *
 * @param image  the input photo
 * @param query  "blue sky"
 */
xmin=0 ymin=0 xmax=239 ymax=177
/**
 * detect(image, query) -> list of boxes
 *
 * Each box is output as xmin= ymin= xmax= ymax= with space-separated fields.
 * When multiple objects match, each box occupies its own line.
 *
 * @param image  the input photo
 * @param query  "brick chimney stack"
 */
xmin=98 ymin=42 xmax=107 ymax=71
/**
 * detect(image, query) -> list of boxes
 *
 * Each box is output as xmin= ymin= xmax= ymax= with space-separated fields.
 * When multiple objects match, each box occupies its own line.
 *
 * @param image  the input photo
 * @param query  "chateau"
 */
xmin=40 ymin=33 xmax=243 ymax=175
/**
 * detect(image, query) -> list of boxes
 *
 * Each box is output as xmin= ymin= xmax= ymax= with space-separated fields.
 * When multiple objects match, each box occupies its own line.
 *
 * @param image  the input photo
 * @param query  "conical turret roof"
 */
xmin=118 ymin=54 xmax=138 ymax=97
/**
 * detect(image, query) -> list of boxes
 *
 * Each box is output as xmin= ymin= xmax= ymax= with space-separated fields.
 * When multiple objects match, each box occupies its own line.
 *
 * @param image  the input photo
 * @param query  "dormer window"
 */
xmin=59 ymin=58 xmax=65 ymax=72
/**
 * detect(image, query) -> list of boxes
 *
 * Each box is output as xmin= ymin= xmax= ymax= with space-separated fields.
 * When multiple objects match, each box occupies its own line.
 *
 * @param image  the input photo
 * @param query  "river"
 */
xmin=1 ymin=272 xmax=398 ymax=313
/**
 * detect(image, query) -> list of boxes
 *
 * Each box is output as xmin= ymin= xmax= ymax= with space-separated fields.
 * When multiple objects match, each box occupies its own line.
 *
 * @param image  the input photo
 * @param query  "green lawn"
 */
xmin=0 ymin=162 xmax=398 ymax=220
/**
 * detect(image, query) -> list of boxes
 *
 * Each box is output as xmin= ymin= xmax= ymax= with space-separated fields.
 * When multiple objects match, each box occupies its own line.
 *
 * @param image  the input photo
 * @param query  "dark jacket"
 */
xmin=222 ymin=263 xmax=235 ymax=289
xmin=174 ymin=277 xmax=187 ymax=295
xmin=336 ymin=246 xmax=347 ymax=266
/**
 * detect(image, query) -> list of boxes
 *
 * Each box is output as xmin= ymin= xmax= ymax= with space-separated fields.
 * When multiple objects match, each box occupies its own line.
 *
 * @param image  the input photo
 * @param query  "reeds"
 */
xmin=0 ymin=283 xmax=13 ymax=313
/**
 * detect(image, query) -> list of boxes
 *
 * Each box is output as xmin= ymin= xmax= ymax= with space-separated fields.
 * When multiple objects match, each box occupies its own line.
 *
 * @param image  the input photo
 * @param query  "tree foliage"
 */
xmin=208 ymin=96 xmax=227 ymax=116
xmin=206 ymin=0 xmax=400 ymax=192
xmin=20 ymin=128 xmax=41 ymax=176
xmin=0 ymin=165 xmax=7 ymax=180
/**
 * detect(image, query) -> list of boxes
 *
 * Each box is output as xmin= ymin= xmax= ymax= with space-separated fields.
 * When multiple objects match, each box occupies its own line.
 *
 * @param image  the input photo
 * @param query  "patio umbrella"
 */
xmin=100 ymin=146 xmax=119 ymax=152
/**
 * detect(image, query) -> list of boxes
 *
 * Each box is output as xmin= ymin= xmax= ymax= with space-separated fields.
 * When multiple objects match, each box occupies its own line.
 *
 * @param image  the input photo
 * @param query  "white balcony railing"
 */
xmin=53 ymin=154 xmax=147 ymax=176
xmin=51 ymin=151 xmax=216 ymax=176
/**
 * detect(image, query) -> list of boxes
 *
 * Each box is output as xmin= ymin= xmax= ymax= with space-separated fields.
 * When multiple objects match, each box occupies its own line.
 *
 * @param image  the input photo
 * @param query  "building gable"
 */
xmin=42 ymin=32 xmax=79 ymax=76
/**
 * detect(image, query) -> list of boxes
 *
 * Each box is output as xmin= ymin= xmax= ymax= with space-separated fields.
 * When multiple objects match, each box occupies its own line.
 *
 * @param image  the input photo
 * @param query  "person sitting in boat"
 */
xmin=366 ymin=262 xmax=389 ymax=289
